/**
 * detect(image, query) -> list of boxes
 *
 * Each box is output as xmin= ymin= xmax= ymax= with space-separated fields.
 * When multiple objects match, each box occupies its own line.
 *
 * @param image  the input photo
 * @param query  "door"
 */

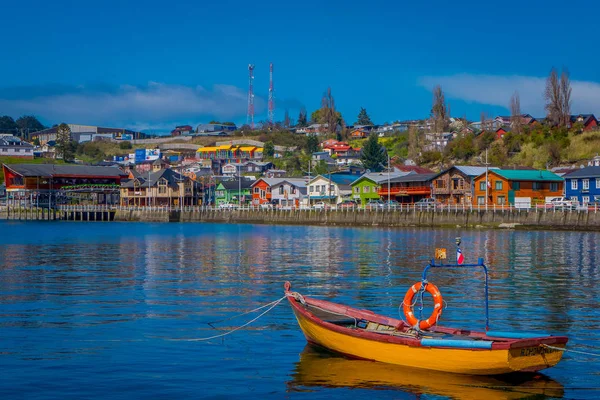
xmin=508 ymin=190 xmax=515 ymax=205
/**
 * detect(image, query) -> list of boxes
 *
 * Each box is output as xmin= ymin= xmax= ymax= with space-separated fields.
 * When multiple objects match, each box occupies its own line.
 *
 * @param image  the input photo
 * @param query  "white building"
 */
xmin=270 ymin=179 xmax=308 ymax=208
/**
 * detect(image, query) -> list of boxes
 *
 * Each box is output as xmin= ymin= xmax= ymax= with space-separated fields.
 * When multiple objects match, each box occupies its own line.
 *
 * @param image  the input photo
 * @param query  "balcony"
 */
xmin=378 ymin=186 xmax=431 ymax=196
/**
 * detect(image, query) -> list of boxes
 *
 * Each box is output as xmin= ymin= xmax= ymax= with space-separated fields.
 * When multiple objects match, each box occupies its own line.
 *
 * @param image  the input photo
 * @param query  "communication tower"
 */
xmin=268 ymin=62 xmax=274 ymax=124
xmin=247 ymin=64 xmax=255 ymax=129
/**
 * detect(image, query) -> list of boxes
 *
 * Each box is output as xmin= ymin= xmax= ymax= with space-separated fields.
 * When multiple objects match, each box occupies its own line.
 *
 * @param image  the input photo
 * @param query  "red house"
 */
xmin=251 ymin=178 xmax=274 ymax=205
xmin=570 ymin=114 xmax=598 ymax=132
xmin=495 ymin=127 xmax=509 ymax=139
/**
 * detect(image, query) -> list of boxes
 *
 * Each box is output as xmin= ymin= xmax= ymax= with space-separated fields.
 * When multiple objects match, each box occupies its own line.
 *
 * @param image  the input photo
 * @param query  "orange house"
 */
xmin=472 ymin=169 xmax=563 ymax=206
xmin=350 ymin=129 xmax=367 ymax=138
xmin=251 ymin=178 xmax=274 ymax=205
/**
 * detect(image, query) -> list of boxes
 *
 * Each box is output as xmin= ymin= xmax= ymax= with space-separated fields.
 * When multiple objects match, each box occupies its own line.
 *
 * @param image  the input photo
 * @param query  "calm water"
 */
xmin=0 ymin=222 xmax=599 ymax=400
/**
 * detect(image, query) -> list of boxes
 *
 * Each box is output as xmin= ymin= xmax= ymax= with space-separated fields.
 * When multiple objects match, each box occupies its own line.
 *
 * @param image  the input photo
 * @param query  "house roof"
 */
xmin=219 ymin=178 xmax=255 ymax=190
xmin=351 ymin=171 xmax=413 ymax=186
xmin=122 ymin=168 xmax=191 ymax=189
xmin=4 ymin=164 xmax=124 ymax=178
xmin=250 ymin=178 xmax=286 ymax=188
xmin=570 ymin=114 xmax=597 ymax=125
xmin=388 ymin=173 xmax=437 ymax=184
xmin=271 ymin=178 xmax=307 ymax=189
xmin=562 ymin=166 xmax=600 ymax=179
xmin=0 ymin=136 xmax=33 ymax=148
xmin=432 ymin=165 xmax=500 ymax=180
xmin=486 ymin=169 xmax=563 ymax=182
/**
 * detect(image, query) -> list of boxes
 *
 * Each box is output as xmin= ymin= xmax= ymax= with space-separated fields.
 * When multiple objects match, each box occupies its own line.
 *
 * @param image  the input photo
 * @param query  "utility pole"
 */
xmin=387 ymin=152 xmax=391 ymax=204
xmin=485 ymin=148 xmax=489 ymax=208
xmin=238 ymin=164 xmax=242 ymax=206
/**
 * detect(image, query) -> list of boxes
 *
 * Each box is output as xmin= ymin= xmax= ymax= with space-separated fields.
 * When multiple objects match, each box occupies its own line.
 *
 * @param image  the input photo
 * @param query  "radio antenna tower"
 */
xmin=268 ymin=62 xmax=274 ymax=124
xmin=247 ymin=64 xmax=255 ymax=129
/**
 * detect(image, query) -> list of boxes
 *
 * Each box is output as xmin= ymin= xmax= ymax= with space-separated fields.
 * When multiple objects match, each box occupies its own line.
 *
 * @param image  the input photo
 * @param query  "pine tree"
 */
xmin=356 ymin=107 xmax=373 ymax=125
xmin=360 ymin=133 xmax=386 ymax=172
xmin=297 ymin=109 xmax=308 ymax=127
xmin=56 ymin=123 xmax=74 ymax=161
xmin=306 ymin=134 xmax=319 ymax=154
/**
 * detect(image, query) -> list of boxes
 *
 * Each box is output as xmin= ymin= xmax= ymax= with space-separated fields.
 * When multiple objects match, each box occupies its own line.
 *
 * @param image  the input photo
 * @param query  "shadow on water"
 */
xmin=288 ymin=345 xmax=565 ymax=400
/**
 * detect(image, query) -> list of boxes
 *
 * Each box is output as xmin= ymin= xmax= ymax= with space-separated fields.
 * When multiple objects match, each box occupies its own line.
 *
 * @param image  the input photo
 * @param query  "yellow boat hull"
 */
xmin=289 ymin=296 xmax=566 ymax=375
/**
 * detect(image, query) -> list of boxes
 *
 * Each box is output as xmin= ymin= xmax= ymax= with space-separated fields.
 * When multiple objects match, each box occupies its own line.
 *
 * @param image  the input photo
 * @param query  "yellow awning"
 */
xmin=196 ymin=147 xmax=218 ymax=152
xmin=239 ymin=146 xmax=256 ymax=151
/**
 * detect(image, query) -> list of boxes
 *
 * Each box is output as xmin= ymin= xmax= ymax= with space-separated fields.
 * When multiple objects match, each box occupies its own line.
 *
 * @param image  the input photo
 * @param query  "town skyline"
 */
xmin=2 ymin=0 xmax=600 ymax=132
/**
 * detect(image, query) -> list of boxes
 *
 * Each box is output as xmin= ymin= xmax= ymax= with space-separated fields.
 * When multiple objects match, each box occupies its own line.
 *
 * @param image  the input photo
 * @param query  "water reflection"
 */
xmin=290 ymin=346 xmax=565 ymax=399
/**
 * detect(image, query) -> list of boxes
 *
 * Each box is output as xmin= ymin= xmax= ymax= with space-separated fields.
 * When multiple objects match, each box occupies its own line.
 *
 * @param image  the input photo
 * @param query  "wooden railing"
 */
xmin=378 ymin=186 xmax=431 ymax=195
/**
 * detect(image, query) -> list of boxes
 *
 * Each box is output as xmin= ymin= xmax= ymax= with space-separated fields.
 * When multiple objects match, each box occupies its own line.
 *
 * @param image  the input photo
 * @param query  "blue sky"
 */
xmin=1 ymin=0 xmax=599 ymax=133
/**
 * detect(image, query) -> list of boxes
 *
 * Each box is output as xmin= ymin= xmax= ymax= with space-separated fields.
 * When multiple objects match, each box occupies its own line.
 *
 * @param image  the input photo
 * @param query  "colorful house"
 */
xmin=431 ymin=166 xmax=499 ymax=205
xmin=215 ymin=178 xmax=253 ymax=205
xmin=251 ymin=178 xmax=283 ymax=205
xmin=563 ymin=166 xmax=600 ymax=204
xmin=308 ymin=174 xmax=355 ymax=204
xmin=350 ymin=171 xmax=413 ymax=205
xmin=472 ymin=169 xmax=563 ymax=206
xmin=379 ymin=173 xmax=436 ymax=203
xmin=270 ymin=179 xmax=308 ymax=208
xmin=570 ymin=114 xmax=598 ymax=132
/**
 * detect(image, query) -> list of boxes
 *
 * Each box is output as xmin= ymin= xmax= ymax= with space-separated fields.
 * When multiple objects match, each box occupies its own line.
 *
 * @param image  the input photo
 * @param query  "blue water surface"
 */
xmin=0 ymin=222 xmax=599 ymax=399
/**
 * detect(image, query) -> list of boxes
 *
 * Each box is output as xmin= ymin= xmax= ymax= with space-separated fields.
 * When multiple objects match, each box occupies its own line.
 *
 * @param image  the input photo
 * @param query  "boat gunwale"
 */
xmin=285 ymin=285 xmax=568 ymax=351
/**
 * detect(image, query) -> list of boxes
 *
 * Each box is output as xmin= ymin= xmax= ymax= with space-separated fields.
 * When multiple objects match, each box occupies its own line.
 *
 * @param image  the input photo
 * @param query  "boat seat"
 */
xmin=324 ymin=318 xmax=357 ymax=326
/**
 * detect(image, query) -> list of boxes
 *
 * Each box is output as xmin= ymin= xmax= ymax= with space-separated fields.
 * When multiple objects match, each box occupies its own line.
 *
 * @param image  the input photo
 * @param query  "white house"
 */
xmin=270 ymin=178 xmax=308 ymax=208
xmin=308 ymin=174 xmax=355 ymax=204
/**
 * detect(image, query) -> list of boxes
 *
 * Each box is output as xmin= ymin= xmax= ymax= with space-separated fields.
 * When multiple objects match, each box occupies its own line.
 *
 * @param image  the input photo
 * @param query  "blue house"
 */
xmin=563 ymin=166 xmax=600 ymax=204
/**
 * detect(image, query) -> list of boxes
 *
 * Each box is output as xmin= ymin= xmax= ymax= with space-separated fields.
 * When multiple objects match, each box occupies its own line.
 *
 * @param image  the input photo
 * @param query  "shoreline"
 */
xmin=3 ymin=206 xmax=600 ymax=232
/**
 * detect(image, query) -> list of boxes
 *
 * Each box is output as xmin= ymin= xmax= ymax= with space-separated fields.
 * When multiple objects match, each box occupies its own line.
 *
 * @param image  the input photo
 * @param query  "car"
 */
xmin=545 ymin=197 xmax=576 ymax=210
xmin=365 ymin=199 xmax=386 ymax=210
xmin=414 ymin=198 xmax=437 ymax=210
xmin=260 ymin=203 xmax=274 ymax=210
xmin=384 ymin=200 xmax=401 ymax=210
xmin=339 ymin=200 xmax=358 ymax=209
xmin=312 ymin=201 xmax=328 ymax=210
xmin=218 ymin=202 xmax=238 ymax=210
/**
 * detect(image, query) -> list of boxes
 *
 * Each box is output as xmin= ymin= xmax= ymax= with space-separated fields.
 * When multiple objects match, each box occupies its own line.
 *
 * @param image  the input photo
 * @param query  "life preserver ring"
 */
xmin=403 ymin=282 xmax=443 ymax=330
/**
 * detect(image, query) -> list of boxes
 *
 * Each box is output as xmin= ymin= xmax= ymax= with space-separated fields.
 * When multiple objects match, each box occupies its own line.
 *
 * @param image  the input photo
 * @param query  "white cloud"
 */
xmin=418 ymin=74 xmax=600 ymax=116
xmin=0 ymin=82 xmax=261 ymax=131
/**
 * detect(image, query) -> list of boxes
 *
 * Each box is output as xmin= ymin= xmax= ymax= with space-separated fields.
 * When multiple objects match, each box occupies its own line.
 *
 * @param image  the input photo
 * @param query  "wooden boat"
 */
xmin=285 ymin=243 xmax=568 ymax=375
xmin=290 ymin=345 xmax=565 ymax=399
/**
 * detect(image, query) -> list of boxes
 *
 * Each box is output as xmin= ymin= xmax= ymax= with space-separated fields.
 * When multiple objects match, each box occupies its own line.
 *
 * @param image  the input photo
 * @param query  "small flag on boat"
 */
xmin=457 ymin=248 xmax=464 ymax=265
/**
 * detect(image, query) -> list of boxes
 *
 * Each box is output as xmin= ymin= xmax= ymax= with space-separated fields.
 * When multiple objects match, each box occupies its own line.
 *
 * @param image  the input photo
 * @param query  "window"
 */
xmin=279 ymin=186 xmax=284 ymax=194
xmin=1 ymin=148 xmax=7 ymax=152
xmin=512 ymin=182 xmax=520 ymax=190
xmin=479 ymin=181 xmax=485 ymax=191
xmin=354 ymin=186 xmax=359 ymax=193
xmin=364 ymin=186 xmax=370 ymax=193
xmin=330 ymin=185 xmax=334 ymax=193
xmin=158 ymin=180 xmax=167 ymax=194
xmin=550 ymin=182 xmax=558 ymax=192
xmin=533 ymin=182 xmax=542 ymax=190
xmin=596 ymin=178 xmax=600 ymax=189
xmin=254 ymin=187 xmax=259 ymax=193
xmin=571 ymin=180 xmax=578 ymax=190
xmin=15 ymin=149 xmax=20 ymax=152
xmin=495 ymin=181 xmax=503 ymax=190
xmin=582 ymin=196 xmax=590 ymax=204
xmin=582 ymin=179 xmax=589 ymax=191
xmin=321 ymin=185 xmax=326 ymax=192
xmin=435 ymin=179 xmax=446 ymax=189
xmin=497 ymin=196 xmax=506 ymax=205
xmin=477 ymin=196 xmax=485 ymax=205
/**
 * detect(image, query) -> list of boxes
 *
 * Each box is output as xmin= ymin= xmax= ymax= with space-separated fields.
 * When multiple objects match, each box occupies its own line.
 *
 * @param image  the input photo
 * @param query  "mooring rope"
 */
xmin=542 ymin=344 xmax=600 ymax=357
xmin=169 ymin=295 xmax=287 ymax=342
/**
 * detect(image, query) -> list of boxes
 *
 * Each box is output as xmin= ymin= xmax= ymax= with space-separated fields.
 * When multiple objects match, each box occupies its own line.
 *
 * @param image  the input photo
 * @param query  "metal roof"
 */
xmin=562 ymin=166 xmax=600 ymax=179
xmin=388 ymin=173 xmax=437 ymax=184
xmin=490 ymin=169 xmax=563 ymax=181
xmin=4 ymin=164 xmax=124 ymax=178
xmin=454 ymin=166 xmax=500 ymax=177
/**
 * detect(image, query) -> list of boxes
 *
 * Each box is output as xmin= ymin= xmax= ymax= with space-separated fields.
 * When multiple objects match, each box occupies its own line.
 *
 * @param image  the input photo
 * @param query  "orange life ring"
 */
xmin=403 ymin=282 xmax=443 ymax=330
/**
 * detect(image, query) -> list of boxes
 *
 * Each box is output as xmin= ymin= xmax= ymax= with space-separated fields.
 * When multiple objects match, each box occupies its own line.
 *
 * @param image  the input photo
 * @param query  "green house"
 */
xmin=351 ymin=171 xmax=414 ymax=205
xmin=215 ymin=179 xmax=253 ymax=205
xmin=350 ymin=176 xmax=382 ymax=205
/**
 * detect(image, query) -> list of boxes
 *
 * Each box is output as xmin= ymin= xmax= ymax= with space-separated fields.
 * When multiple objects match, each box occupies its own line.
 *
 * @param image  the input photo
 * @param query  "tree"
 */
xmin=15 ymin=115 xmax=45 ymax=139
xmin=360 ymin=133 xmax=386 ymax=172
xmin=33 ymin=137 xmax=40 ymax=146
xmin=0 ymin=115 xmax=17 ymax=134
xmin=283 ymin=109 xmax=291 ymax=128
xmin=306 ymin=134 xmax=319 ymax=154
xmin=431 ymin=85 xmax=448 ymax=133
xmin=263 ymin=141 xmax=275 ymax=158
xmin=316 ymin=87 xmax=342 ymax=135
xmin=297 ymin=108 xmax=308 ymax=127
xmin=56 ymin=123 xmax=75 ymax=161
xmin=544 ymin=67 xmax=571 ymax=127
xmin=509 ymin=91 xmax=522 ymax=134
xmin=119 ymin=141 xmax=133 ymax=150
xmin=356 ymin=107 xmax=373 ymax=125
xmin=407 ymin=124 xmax=419 ymax=160
xmin=560 ymin=69 xmax=572 ymax=127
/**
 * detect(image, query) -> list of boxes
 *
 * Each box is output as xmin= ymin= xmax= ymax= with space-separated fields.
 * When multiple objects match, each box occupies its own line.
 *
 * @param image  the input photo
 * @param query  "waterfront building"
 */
xmin=431 ymin=166 xmax=500 ymax=205
xmin=379 ymin=173 xmax=436 ymax=204
xmin=350 ymin=171 xmax=413 ymax=206
xmin=307 ymin=174 xmax=355 ymax=205
xmin=2 ymin=163 xmax=124 ymax=207
xmin=0 ymin=135 xmax=34 ymax=159
xmin=270 ymin=179 xmax=308 ymax=208
xmin=215 ymin=178 xmax=253 ymax=205
xmin=472 ymin=169 xmax=563 ymax=206
xmin=563 ymin=166 xmax=600 ymax=204
xmin=120 ymin=163 xmax=198 ymax=207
